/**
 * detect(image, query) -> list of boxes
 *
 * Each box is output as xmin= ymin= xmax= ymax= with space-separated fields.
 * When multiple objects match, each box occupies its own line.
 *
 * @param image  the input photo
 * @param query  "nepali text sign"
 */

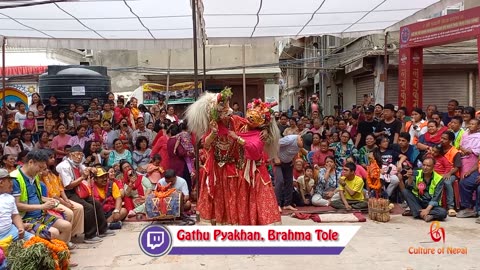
xmin=400 ymin=6 xmax=480 ymax=48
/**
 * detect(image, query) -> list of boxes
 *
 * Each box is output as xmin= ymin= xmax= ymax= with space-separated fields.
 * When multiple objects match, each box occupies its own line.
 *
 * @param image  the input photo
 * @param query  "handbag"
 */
xmin=75 ymin=180 xmax=91 ymax=199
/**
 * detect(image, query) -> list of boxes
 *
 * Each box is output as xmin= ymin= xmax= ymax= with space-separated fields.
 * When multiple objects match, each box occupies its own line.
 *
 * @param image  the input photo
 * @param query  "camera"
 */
xmin=401 ymin=166 xmax=411 ymax=181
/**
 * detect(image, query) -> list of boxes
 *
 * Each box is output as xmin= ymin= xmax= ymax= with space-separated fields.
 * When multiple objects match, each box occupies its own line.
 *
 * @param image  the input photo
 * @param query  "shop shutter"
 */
xmin=386 ymin=70 xmax=398 ymax=106
xmin=355 ymin=75 xmax=374 ymax=106
xmin=423 ymin=70 xmax=468 ymax=112
xmin=370 ymin=70 xmax=468 ymax=111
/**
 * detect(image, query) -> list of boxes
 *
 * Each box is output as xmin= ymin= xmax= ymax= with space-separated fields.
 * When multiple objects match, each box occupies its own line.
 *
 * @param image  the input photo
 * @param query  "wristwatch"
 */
xmin=113 ymin=209 xmax=120 ymax=213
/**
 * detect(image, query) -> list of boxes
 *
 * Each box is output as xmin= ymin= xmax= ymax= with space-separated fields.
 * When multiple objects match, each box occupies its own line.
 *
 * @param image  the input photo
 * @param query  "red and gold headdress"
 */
xmin=246 ymin=98 xmax=278 ymax=128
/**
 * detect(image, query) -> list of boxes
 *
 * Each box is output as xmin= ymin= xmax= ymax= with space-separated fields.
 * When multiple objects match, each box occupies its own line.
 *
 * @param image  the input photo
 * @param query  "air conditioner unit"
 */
xmin=326 ymin=35 xmax=339 ymax=49
xmin=84 ymin=49 xmax=94 ymax=58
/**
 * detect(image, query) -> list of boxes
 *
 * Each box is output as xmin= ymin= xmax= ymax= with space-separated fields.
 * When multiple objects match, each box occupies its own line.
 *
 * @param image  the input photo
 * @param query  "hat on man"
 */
xmin=365 ymin=106 xmax=374 ymax=113
xmin=95 ymin=168 xmax=108 ymax=177
xmin=69 ymin=145 xmax=83 ymax=153
xmin=0 ymin=169 xmax=14 ymax=179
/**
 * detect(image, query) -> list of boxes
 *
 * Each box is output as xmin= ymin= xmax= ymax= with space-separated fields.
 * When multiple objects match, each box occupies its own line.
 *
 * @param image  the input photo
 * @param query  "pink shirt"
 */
xmin=52 ymin=134 xmax=72 ymax=159
xmin=355 ymin=164 xmax=368 ymax=179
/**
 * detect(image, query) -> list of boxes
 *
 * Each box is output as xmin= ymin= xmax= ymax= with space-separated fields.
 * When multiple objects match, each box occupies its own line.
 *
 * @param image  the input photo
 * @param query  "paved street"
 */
xmin=73 ymin=215 xmax=480 ymax=270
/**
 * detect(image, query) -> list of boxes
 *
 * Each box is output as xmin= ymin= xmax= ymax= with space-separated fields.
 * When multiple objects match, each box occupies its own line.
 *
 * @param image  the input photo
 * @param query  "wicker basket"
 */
xmin=368 ymin=198 xmax=391 ymax=222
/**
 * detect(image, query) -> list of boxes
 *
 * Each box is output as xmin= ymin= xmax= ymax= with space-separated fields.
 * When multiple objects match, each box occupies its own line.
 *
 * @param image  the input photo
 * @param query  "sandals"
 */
xmin=448 ymin=209 xmax=457 ymax=217
xmin=402 ymin=210 xmax=412 ymax=216
xmin=67 ymin=242 xmax=77 ymax=250
xmin=180 ymin=218 xmax=196 ymax=226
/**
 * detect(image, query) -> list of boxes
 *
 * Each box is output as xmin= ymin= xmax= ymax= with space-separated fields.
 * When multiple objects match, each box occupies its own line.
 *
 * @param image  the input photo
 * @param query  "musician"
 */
xmin=156 ymin=169 xmax=191 ymax=211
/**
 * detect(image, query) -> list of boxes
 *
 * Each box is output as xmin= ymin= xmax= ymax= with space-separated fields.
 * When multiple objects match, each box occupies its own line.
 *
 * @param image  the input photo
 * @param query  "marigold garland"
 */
xmin=366 ymin=156 xmax=382 ymax=192
xmin=154 ymin=182 xmax=177 ymax=198
xmin=23 ymin=236 xmax=70 ymax=270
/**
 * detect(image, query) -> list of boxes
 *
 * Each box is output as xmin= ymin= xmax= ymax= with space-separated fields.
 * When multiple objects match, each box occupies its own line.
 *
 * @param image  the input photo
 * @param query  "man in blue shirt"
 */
xmin=12 ymin=149 xmax=72 ymax=242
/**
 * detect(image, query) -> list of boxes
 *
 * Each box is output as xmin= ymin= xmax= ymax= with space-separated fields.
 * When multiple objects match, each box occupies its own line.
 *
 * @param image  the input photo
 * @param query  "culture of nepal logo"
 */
xmin=408 ymin=221 xmax=467 ymax=255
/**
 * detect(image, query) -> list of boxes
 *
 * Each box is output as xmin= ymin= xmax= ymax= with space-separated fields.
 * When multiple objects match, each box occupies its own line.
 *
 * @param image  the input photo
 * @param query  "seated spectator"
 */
xmin=156 ymin=169 xmax=191 ymax=211
xmin=312 ymin=140 xmax=333 ymax=170
xmin=329 ymin=131 xmax=357 ymax=169
xmin=311 ymin=156 xmax=339 ymax=207
xmin=11 ymin=149 xmax=72 ymax=242
xmin=399 ymin=158 xmax=447 ymax=222
xmin=120 ymin=160 xmax=149 ymax=218
xmin=457 ymin=161 xmax=480 ymax=221
xmin=358 ymin=134 xmax=377 ymax=169
xmin=345 ymin=156 xmax=367 ymax=180
xmin=293 ymin=159 xmax=305 ymax=181
xmin=56 ymin=145 xmax=114 ymax=244
xmin=392 ymin=132 xmax=421 ymax=168
xmin=293 ymin=166 xmax=315 ymax=206
xmin=1 ymin=154 xmax=17 ymax=173
xmin=91 ymin=168 xmax=127 ymax=229
xmin=331 ymin=162 xmax=367 ymax=209
xmin=0 ymin=168 xmax=33 ymax=241
xmin=417 ymin=120 xmax=447 ymax=154
xmin=108 ymin=139 xmax=133 ymax=167
xmin=373 ymin=136 xmax=406 ymax=199
xmin=40 ymin=150 xmax=84 ymax=248
xmin=132 ymin=136 xmax=151 ymax=173
xmin=440 ymin=131 xmax=462 ymax=217
xmin=3 ymin=136 xmax=21 ymax=158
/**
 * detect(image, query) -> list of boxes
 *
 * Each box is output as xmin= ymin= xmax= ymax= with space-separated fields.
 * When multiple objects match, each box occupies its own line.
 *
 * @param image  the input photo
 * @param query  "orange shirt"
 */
xmin=41 ymin=171 xmax=64 ymax=198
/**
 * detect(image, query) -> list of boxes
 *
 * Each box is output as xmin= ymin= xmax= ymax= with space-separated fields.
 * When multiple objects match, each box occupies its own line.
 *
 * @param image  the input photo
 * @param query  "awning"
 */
xmin=0 ymin=0 xmax=457 ymax=49
xmin=0 ymin=65 xmax=46 ymax=77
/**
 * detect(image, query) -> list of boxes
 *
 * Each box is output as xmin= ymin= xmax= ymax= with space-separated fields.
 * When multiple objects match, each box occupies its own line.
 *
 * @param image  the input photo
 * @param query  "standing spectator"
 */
xmin=374 ymin=104 xmax=402 ymax=144
xmin=355 ymin=106 xmax=377 ymax=149
xmin=44 ymin=95 xmax=60 ymax=119
xmin=14 ymin=102 xmax=27 ymax=130
xmin=232 ymin=102 xmax=244 ymax=117
xmin=166 ymin=105 xmax=179 ymax=123
xmin=277 ymin=113 xmax=289 ymax=137
xmin=28 ymin=93 xmax=43 ymax=115
xmin=275 ymin=135 xmax=305 ymax=211
xmin=51 ymin=124 xmax=72 ymax=163
xmin=442 ymin=99 xmax=458 ymax=126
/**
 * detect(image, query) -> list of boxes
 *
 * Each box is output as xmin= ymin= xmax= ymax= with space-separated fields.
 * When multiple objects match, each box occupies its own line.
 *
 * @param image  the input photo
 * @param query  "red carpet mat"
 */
xmin=291 ymin=212 xmax=366 ymax=223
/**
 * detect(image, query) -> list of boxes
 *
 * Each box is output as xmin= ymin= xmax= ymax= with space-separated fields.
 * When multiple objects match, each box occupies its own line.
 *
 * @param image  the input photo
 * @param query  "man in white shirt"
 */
xmin=157 ymin=169 xmax=191 ymax=211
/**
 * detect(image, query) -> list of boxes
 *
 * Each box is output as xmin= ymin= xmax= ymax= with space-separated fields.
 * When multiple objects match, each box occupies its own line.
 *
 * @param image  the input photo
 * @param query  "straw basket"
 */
xmin=368 ymin=198 xmax=391 ymax=222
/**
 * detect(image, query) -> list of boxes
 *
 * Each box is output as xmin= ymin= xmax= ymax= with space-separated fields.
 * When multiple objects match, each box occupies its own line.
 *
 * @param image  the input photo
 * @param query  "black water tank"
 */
xmin=39 ymin=65 xmax=111 ymax=109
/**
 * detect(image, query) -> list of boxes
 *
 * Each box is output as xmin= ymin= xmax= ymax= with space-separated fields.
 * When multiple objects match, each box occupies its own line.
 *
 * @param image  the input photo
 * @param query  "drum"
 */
xmin=145 ymin=191 xmax=183 ymax=219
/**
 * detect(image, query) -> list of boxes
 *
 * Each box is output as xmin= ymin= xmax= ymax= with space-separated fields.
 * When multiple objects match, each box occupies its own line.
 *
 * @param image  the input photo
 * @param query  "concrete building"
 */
xmin=88 ymin=43 xmax=281 ymax=115
xmin=280 ymin=0 xmax=479 ymax=115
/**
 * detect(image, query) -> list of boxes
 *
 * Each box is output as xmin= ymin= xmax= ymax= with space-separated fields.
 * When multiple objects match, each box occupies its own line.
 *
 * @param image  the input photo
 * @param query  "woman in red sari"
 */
xmin=231 ymin=99 xmax=281 ymax=225
xmin=186 ymin=87 xmax=247 ymax=225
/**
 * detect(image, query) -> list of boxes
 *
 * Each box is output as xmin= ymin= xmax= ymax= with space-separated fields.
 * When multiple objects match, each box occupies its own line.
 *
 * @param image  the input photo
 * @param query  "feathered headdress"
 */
xmin=185 ymin=87 xmax=233 ymax=136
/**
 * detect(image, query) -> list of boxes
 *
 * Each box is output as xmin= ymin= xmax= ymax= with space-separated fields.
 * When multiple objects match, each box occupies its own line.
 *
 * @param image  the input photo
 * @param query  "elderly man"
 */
xmin=56 ymin=145 xmax=114 ymax=243
xmin=399 ymin=157 xmax=447 ymax=222
xmin=274 ymin=134 xmax=307 ymax=211
xmin=11 ymin=150 xmax=72 ymax=242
